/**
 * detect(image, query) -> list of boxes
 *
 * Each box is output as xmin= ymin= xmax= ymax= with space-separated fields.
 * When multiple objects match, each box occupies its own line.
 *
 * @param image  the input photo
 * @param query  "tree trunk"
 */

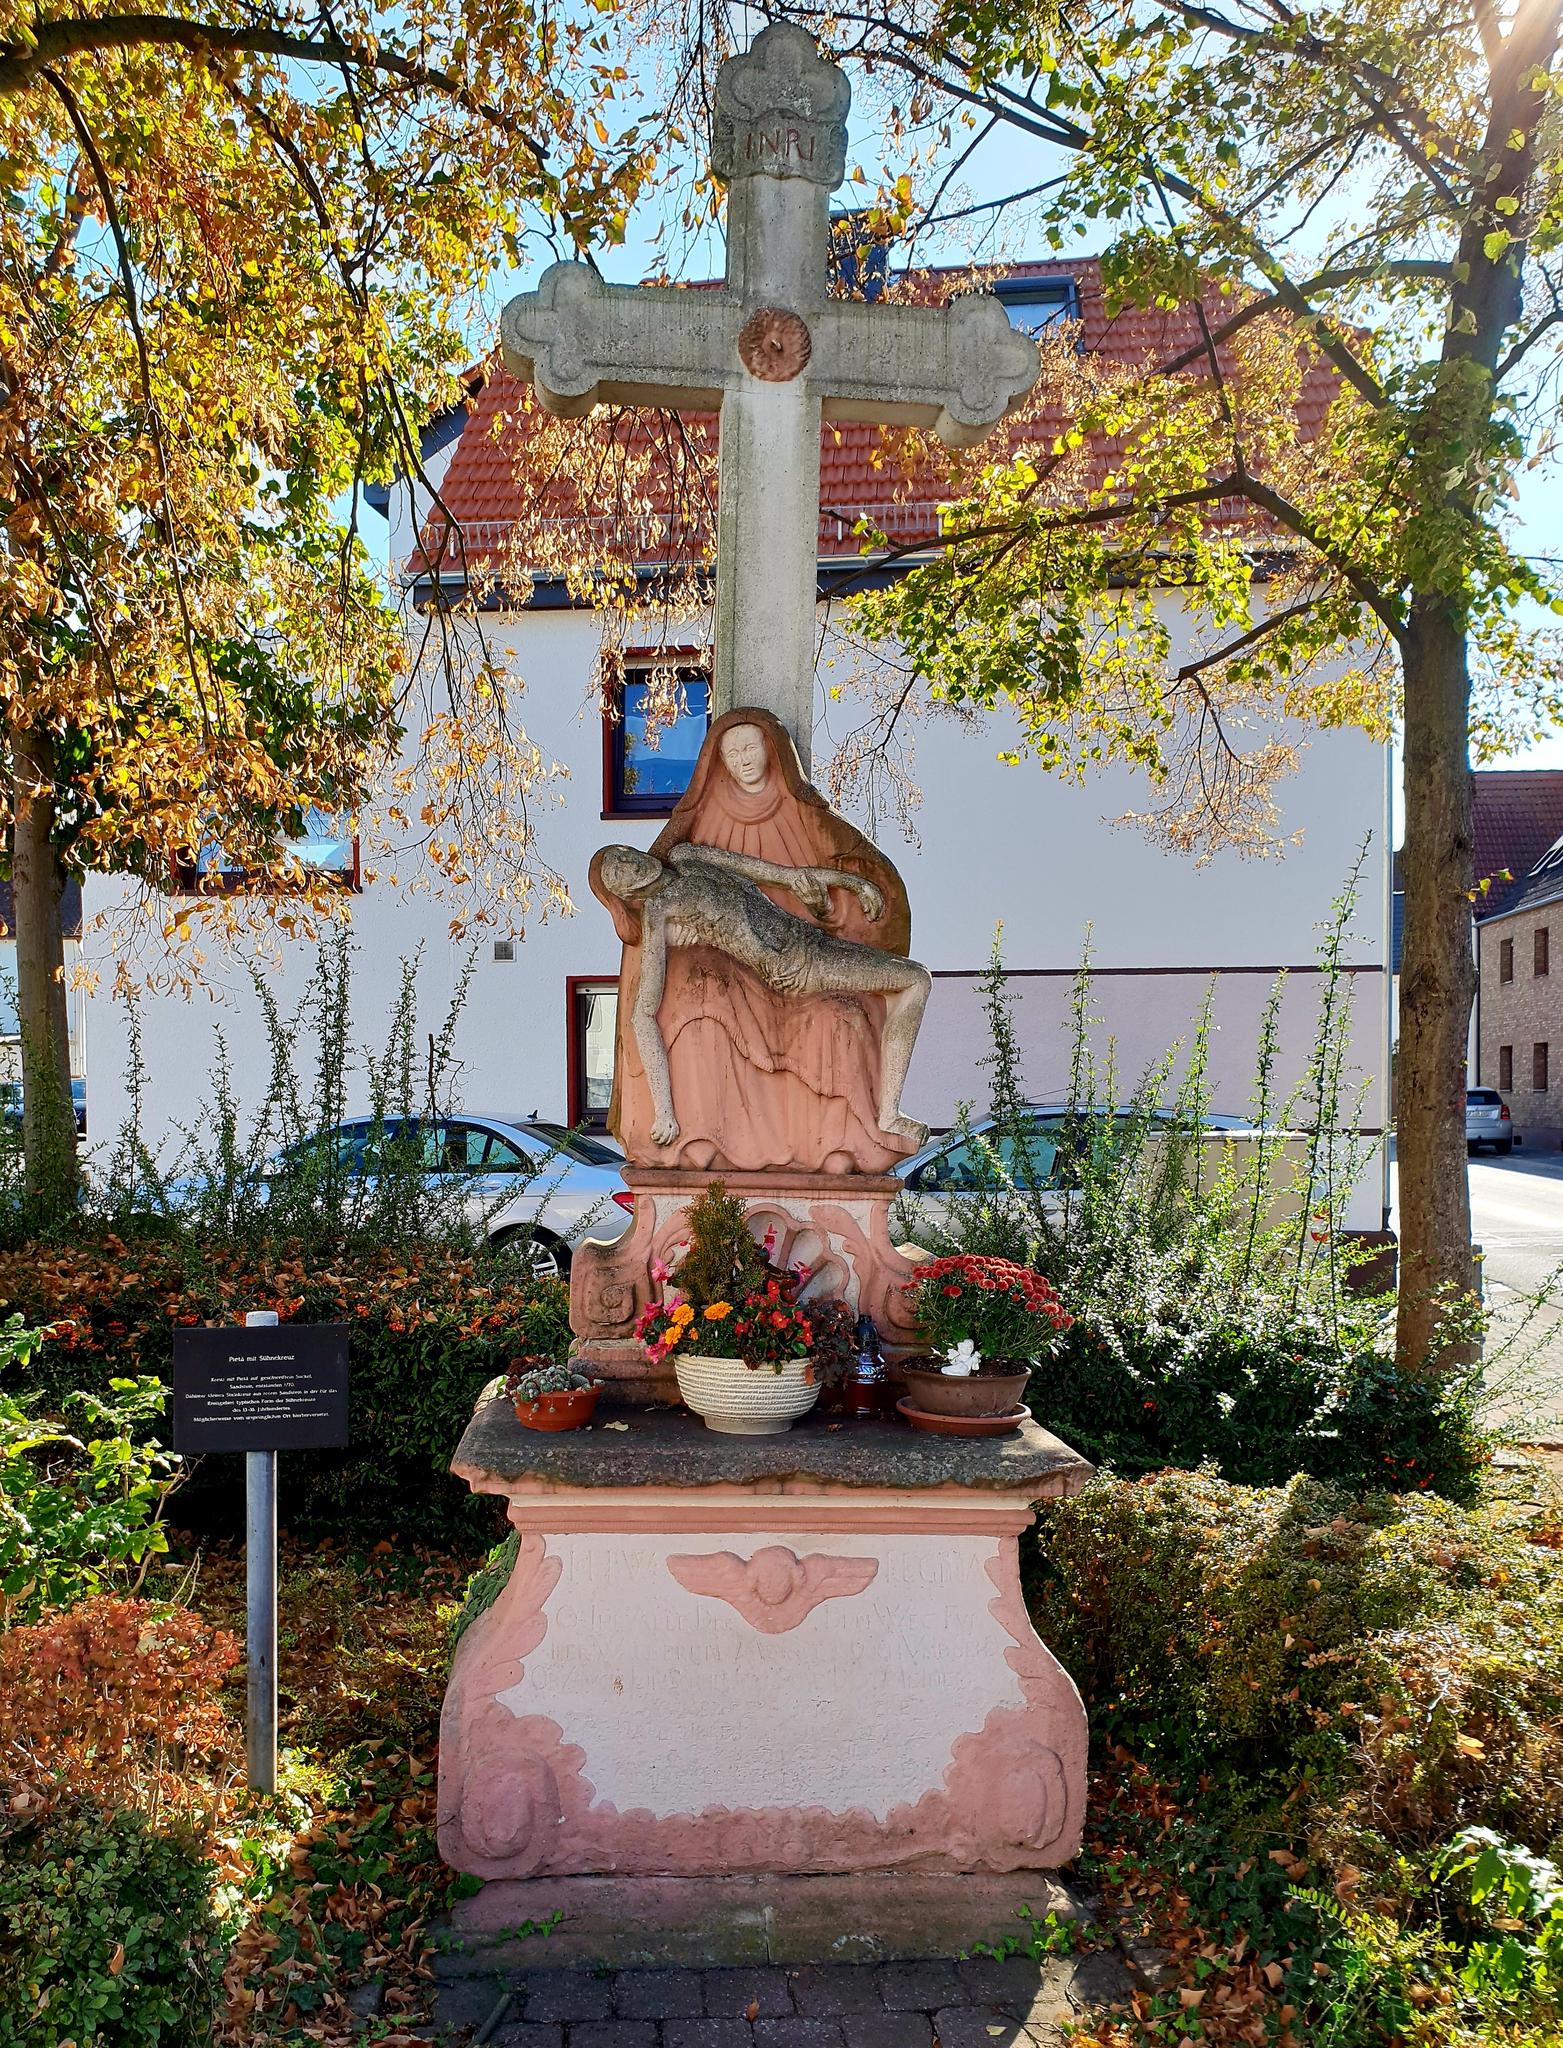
xmin=1394 ymin=599 xmax=1476 ymax=1373
xmin=11 ymin=729 xmax=79 ymax=1220
xmin=1391 ymin=0 xmax=1562 ymax=1374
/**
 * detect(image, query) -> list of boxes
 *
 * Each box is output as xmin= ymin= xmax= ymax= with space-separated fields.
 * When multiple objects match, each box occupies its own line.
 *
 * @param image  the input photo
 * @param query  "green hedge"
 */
xmin=1032 ymin=1300 xmax=1487 ymax=1500
xmin=1026 ymin=1468 xmax=1563 ymax=2041
xmin=0 ymin=1231 xmax=569 ymax=1542
xmin=1030 ymin=1467 xmax=1563 ymax=1859
xmin=0 ymin=1799 xmax=222 ymax=2048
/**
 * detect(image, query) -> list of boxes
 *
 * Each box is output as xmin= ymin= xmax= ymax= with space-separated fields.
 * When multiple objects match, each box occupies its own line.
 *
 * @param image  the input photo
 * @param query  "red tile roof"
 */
xmin=412 ymin=256 xmax=1337 ymax=579
xmin=1472 ymin=769 xmax=1563 ymax=919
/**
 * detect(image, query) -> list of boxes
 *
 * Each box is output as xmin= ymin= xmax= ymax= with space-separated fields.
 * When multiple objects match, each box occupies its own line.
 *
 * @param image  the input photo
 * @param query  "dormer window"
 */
xmin=830 ymin=212 xmax=891 ymax=303
xmin=992 ymin=275 xmax=1080 ymax=338
xmin=172 ymin=809 xmax=360 ymax=894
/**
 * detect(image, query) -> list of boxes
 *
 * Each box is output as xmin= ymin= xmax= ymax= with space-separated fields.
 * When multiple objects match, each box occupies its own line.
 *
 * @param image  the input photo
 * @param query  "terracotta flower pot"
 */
xmin=898 ymin=1361 xmax=1032 ymax=1418
xmin=673 ymin=1352 xmax=820 ymax=1436
xmin=513 ymin=1384 xmax=600 ymax=1432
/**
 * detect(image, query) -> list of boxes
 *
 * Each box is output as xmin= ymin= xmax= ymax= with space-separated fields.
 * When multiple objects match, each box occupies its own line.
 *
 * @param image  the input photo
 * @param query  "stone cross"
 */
xmin=500 ymin=21 xmax=1040 ymax=771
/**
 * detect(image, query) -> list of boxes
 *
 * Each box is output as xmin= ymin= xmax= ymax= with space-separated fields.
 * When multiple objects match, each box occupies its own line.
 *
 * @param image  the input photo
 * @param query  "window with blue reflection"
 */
xmin=177 ymin=807 xmax=359 ymax=892
xmin=611 ymin=669 xmax=710 ymax=814
xmin=288 ymin=809 xmax=357 ymax=880
xmin=993 ymin=276 xmax=1080 ymax=340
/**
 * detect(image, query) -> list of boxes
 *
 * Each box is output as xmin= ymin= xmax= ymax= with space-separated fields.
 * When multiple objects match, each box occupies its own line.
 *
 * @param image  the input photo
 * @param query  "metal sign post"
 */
xmin=169 ymin=1312 xmax=350 ymax=1796
xmin=243 ymin=1310 xmax=280 ymax=1794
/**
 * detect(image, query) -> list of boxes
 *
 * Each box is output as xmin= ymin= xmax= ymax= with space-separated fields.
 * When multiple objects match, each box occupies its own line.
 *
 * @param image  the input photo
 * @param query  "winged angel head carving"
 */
xmin=666 ymin=1546 xmax=879 ymax=1633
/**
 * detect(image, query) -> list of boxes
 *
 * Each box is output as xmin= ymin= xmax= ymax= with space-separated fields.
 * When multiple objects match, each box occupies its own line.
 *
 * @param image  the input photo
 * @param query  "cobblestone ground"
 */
xmin=432 ymin=1955 xmax=1136 ymax=2048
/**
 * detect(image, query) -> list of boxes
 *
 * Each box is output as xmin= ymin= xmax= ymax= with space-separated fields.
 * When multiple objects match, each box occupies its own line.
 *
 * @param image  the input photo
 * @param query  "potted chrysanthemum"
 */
xmin=637 ymin=1183 xmax=826 ymax=1435
xmin=900 ymin=1255 xmax=1071 ymax=1428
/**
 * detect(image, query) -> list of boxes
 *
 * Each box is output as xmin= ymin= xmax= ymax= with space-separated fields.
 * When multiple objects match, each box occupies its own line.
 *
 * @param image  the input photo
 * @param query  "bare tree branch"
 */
xmin=1155 ymin=261 xmax=1455 ymax=376
xmin=1172 ymin=596 xmax=1320 ymax=679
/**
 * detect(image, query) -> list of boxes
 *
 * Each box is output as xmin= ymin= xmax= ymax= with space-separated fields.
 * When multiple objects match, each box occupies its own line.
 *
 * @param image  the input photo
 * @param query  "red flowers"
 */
xmin=640 ymin=1273 xmax=831 ymax=1373
xmin=905 ymin=1254 xmax=1072 ymax=1363
xmin=729 ymin=1288 xmax=820 ymax=1371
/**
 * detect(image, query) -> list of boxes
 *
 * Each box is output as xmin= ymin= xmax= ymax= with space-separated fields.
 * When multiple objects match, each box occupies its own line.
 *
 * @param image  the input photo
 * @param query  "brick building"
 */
xmin=1394 ymin=769 xmax=1563 ymax=1092
xmin=1477 ymin=834 xmax=1563 ymax=1147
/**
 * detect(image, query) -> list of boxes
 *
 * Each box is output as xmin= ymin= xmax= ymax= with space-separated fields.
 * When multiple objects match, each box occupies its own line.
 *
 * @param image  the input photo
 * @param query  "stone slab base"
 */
xmin=438 ymin=1871 xmax=1086 ymax=1972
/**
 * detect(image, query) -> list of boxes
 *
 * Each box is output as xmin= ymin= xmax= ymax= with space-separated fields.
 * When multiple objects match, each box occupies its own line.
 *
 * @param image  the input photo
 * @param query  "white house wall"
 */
xmin=80 ymin=591 xmax=1390 ymax=1226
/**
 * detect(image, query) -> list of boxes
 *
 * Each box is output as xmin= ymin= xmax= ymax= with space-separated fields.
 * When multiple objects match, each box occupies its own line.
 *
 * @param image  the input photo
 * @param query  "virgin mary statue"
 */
xmin=594 ymin=708 xmax=918 ymax=1176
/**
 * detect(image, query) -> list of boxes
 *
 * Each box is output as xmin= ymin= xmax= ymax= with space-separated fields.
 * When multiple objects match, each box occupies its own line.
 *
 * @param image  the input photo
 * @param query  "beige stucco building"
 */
xmin=1477 ymin=838 xmax=1563 ymax=1147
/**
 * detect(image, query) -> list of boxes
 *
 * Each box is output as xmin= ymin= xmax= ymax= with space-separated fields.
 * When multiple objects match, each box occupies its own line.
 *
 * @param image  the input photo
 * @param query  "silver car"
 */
xmin=263 ymin=1114 xmax=633 ymax=1277
xmin=894 ymin=1103 xmax=1300 ymax=1230
xmin=1465 ymin=1087 xmax=1516 ymax=1155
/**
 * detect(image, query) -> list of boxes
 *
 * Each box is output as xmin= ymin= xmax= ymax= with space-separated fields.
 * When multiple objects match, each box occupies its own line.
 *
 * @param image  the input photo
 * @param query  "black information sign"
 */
xmin=171 ymin=1323 xmax=350 ymax=1453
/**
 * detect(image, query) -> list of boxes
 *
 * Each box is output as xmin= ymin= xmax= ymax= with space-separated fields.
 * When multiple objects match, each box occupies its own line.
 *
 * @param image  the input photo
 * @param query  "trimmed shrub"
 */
xmin=0 ymin=1232 xmax=566 ymax=1541
xmin=1035 ymin=1295 xmax=1488 ymax=1500
xmin=0 ymin=1796 xmax=222 ymax=2048
xmin=1031 ymin=1468 xmax=1563 ymax=1861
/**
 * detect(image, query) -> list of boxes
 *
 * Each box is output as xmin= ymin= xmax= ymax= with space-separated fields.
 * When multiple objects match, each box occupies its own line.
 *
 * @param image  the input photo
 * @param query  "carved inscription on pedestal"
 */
xmin=496 ymin=1533 xmax=1017 ymax=1816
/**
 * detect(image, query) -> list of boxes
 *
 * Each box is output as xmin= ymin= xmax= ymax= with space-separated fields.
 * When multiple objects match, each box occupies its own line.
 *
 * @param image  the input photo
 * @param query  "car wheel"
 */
xmin=490 ymin=1226 xmax=570 ymax=1281
xmin=1467 ymin=1140 xmax=1479 ymax=1156
xmin=1497 ymin=1138 xmax=1514 ymax=1155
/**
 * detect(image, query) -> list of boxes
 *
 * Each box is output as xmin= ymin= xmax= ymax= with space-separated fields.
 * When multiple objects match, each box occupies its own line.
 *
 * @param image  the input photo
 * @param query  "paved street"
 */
xmin=1392 ymin=1145 xmax=1563 ymax=1441
xmin=1469 ymin=1148 xmax=1563 ymax=1442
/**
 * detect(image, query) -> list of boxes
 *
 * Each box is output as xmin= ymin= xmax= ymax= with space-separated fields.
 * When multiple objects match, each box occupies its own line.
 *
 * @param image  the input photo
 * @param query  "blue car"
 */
xmin=0 ymin=1076 xmax=86 ymax=1136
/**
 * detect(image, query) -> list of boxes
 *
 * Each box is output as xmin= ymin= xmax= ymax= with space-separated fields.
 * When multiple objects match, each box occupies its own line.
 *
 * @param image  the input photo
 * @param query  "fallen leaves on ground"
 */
xmin=186 ymin=1534 xmax=484 ymax=2046
xmin=1068 ymin=1760 xmax=1339 ymax=2048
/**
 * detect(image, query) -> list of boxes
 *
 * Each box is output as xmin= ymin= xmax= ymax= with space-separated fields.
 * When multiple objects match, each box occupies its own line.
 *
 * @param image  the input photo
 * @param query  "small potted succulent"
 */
xmin=899 ymin=1255 xmax=1071 ymax=1428
xmin=507 ymin=1357 xmax=602 ymax=1432
xmin=638 ymin=1183 xmax=841 ymax=1436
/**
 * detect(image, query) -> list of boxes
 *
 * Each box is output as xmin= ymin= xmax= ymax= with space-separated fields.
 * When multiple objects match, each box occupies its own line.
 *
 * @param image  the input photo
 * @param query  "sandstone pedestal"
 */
xmin=438 ymin=1403 xmax=1092 ymax=1933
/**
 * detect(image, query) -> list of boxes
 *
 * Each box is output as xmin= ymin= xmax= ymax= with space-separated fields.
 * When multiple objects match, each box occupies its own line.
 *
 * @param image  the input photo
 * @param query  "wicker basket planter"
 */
xmin=673 ymin=1352 xmax=820 ymax=1436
